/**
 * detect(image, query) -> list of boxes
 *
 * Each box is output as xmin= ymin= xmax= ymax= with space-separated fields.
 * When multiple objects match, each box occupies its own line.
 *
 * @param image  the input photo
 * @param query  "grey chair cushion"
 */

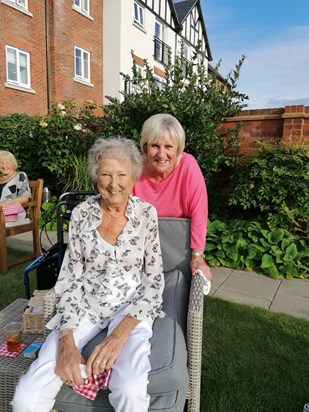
xmin=54 ymin=269 xmax=189 ymax=412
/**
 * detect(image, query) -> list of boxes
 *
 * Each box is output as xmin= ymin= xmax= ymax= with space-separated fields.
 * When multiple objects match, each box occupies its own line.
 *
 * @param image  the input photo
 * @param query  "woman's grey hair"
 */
xmin=140 ymin=113 xmax=186 ymax=155
xmin=87 ymin=137 xmax=143 ymax=182
xmin=0 ymin=150 xmax=18 ymax=171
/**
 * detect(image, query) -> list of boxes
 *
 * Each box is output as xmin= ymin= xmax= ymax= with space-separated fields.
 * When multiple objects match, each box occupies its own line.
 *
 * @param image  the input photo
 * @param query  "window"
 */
xmin=73 ymin=0 xmax=89 ymax=15
xmin=7 ymin=0 xmax=27 ymax=9
xmin=6 ymin=46 xmax=30 ymax=88
xmin=154 ymin=21 xmax=169 ymax=64
xmin=134 ymin=2 xmax=144 ymax=27
xmin=153 ymin=75 xmax=164 ymax=91
xmin=74 ymin=47 xmax=90 ymax=82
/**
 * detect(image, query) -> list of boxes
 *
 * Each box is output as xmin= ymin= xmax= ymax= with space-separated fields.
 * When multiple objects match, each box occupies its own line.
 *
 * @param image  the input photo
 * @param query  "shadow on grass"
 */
xmin=201 ymin=297 xmax=309 ymax=412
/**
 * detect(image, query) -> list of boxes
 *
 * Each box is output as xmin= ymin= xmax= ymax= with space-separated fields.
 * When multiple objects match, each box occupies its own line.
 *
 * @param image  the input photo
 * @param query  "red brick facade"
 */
xmin=0 ymin=0 xmax=103 ymax=116
xmin=221 ymin=105 xmax=309 ymax=154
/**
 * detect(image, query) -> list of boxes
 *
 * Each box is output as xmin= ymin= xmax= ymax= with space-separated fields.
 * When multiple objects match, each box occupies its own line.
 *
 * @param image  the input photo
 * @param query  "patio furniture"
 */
xmin=0 ymin=298 xmax=42 ymax=412
xmin=0 ymin=179 xmax=44 ymax=275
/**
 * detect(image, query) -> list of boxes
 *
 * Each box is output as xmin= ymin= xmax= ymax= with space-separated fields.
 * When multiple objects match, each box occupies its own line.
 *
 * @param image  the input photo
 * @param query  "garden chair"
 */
xmin=40 ymin=193 xmax=205 ymax=412
xmin=0 ymin=179 xmax=44 ymax=275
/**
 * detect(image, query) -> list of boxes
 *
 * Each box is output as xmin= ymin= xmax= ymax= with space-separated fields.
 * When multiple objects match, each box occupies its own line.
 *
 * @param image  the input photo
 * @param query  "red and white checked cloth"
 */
xmin=0 ymin=343 xmax=27 ymax=358
xmin=2 ymin=203 xmax=25 ymax=222
xmin=73 ymin=368 xmax=111 ymax=400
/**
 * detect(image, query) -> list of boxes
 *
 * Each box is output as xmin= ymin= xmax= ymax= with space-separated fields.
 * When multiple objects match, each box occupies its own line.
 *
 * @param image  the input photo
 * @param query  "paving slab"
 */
xmin=211 ymin=269 xmax=281 ymax=310
xmin=270 ymin=278 xmax=309 ymax=320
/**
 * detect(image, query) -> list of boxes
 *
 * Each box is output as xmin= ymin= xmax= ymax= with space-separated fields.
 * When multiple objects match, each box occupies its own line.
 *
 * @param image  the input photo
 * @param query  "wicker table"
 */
xmin=0 ymin=298 xmax=43 ymax=412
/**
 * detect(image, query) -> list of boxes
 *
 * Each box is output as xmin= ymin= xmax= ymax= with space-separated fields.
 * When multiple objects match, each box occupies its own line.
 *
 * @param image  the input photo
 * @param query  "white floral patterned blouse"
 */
xmin=47 ymin=194 xmax=165 ymax=332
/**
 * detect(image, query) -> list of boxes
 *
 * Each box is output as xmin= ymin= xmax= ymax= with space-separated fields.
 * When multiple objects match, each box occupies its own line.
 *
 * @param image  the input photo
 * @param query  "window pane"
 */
xmin=83 ymin=51 xmax=89 ymax=79
xmin=139 ymin=8 xmax=144 ymax=25
xmin=19 ymin=52 xmax=28 ymax=84
xmin=74 ymin=0 xmax=80 ymax=6
xmin=17 ymin=0 xmax=26 ymax=8
xmin=155 ymin=22 xmax=161 ymax=39
xmin=7 ymin=48 xmax=18 ymax=82
xmin=75 ymin=49 xmax=81 ymax=76
xmin=134 ymin=3 xmax=138 ymax=21
xmin=82 ymin=0 xmax=89 ymax=13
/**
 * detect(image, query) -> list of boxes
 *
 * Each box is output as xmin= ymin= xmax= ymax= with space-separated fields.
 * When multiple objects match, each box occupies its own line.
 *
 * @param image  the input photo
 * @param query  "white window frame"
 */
xmin=6 ymin=45 xmax=31 ymax=88
xmin=6 ymin=0 xmax=28 ymax=10
xmin=73 ymin=0 xmax=89 ymax=15
xmin=134 ymin=2 xmax=144 ymax=27
xmin=74 ymin=46 xmax=90 ymax=83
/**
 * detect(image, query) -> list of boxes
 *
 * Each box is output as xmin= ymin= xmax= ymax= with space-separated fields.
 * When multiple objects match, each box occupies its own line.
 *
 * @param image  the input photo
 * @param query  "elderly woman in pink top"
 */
xmin=133 ymin=113 xmax=211 ymax=279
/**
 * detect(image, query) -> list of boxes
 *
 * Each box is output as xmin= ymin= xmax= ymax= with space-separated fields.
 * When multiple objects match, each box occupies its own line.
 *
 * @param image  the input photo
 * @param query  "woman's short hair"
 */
xmin=0 ymin=150 xmax=18 ymax=171
xmin=140 ymin=113 xmax=186 ymax=155
xmin=87 ymin=137 xmax=143 ymax=182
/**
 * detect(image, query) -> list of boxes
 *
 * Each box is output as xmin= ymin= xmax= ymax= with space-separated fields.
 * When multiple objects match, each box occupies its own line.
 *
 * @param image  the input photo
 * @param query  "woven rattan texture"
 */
xmin=23 ymin=290 xmax=49 ymax=333
xmin=0 ymin=299 xmax=43 ymax=412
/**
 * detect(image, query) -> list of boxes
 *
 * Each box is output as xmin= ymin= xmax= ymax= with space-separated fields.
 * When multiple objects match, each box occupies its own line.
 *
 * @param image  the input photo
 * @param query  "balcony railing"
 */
xmin=153 ymin=37 xmax=170 ymax=65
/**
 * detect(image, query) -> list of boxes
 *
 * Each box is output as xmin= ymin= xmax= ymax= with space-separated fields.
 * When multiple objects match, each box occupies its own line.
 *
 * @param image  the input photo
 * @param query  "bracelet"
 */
xmin=191 ymin=251 xmax=205 ymax=258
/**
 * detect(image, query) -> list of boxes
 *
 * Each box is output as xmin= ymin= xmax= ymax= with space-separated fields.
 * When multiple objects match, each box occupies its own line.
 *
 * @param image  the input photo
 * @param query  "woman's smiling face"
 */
xmin=0 ymin=156 xmax=14 ymax=176
xmin=145 ymin=134 xmax=180 ymax=179
xmin=97 ymin=158 xmax=135 ymax=208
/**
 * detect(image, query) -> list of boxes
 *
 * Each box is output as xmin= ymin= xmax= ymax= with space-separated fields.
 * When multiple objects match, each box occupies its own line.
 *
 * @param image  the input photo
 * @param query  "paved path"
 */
xmin=7 ymin=232 xmax=309 ymax=321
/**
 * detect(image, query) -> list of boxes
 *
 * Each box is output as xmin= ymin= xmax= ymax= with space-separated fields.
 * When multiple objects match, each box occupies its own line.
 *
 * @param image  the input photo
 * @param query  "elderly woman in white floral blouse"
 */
xmin=12 ymin=137 xmax=165 ymax=412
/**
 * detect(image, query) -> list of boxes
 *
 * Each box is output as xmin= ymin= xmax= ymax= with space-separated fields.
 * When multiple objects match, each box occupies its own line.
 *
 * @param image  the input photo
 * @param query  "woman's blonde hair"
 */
xmin=0 ymin=150 xmax=18 ymax=171
xmin=140 ymin=113 xmax=186 ymax=155
xmin=87 ymin=137 xmax=143 ymax=183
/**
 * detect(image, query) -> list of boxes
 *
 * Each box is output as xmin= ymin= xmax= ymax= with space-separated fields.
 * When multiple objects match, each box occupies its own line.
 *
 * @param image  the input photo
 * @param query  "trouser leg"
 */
xmin=108 ymin=315 xmax=153 ymax=412
xmin=11 ymin=318 xmax=100 ymax=412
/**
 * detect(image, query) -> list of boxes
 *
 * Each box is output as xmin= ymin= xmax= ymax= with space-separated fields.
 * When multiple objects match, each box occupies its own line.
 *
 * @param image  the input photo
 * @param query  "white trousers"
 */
xmin=12 ymin=315 xmax=153 ymax=412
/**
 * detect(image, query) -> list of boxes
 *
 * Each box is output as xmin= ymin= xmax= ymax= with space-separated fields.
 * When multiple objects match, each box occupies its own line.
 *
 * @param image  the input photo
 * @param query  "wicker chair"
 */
xmin=45 ymin=217 xmax=205 ymax=412
xmin=0 ymin=179 xmax=44 ymax=275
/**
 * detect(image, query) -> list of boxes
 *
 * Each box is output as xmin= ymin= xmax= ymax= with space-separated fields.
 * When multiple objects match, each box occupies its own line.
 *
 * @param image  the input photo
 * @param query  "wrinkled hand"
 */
xmin=190 ymin=256 xmax=212 ymax=280
xmin=86 ymin=315 xmax=140 ymax=378
xmin=55 ymin=334 xmax=86 ymax=386
xmin=86 ymin=333 xmax=125 ymax=378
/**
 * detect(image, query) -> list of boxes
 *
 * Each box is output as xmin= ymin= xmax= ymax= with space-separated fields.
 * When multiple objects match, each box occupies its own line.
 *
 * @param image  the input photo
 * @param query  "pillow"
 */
xmin=2 ymin=203 xmax=25 ymax=222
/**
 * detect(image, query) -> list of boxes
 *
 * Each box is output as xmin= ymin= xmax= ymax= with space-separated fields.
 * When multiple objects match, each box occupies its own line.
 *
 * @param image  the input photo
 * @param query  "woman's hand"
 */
xmin=190 ymin=255 xmax=212 ymax=280
xmin=54 ymin=332 xmax=86 ymax=387
xmin=86 ymin=316 xmax=140 ymax=378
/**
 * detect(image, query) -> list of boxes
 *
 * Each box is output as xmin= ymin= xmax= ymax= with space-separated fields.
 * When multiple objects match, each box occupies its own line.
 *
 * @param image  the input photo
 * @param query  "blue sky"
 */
xmin=199 ymin=0 xmax=309 ymax=109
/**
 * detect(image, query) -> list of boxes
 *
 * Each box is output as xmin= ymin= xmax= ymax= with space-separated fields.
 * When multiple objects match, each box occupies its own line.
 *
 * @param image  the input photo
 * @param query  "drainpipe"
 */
xmin=45 ymin=0 xmax=51 ymax=113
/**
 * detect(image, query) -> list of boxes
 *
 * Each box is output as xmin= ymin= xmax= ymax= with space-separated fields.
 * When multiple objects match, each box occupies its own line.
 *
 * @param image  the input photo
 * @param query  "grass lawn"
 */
xmin=201 ymin=298 xmax=309 ymax=412
xmin=1 ymin=251 xmax=308 ymax=411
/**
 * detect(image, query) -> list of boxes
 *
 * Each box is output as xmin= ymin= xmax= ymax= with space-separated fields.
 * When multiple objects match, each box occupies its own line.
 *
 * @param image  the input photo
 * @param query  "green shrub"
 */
xmin=229 ymin=141 xmax=309 ymax=234
xmin=205 ymin=219 xmax=309 ymax=279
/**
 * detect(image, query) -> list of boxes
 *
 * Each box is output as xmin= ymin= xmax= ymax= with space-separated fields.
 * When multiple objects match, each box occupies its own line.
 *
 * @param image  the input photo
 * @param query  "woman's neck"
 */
xmin=0 ymin=170 xmax=17 ymax=183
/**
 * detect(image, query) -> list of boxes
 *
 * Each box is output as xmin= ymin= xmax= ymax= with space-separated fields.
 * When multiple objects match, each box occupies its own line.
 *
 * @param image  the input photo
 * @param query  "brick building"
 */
xmin=0 ymin=0 xmax=103 ymax=115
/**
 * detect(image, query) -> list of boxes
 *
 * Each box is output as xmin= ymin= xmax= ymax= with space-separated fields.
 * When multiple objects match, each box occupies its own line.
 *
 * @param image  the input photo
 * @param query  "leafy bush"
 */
xmin=0 ymin=113 xmax=38 ymax=176
xmin=205 ymin=219 xmax=309 ymax=279
xmin=229 ymin=141 xmax=309 ymax=234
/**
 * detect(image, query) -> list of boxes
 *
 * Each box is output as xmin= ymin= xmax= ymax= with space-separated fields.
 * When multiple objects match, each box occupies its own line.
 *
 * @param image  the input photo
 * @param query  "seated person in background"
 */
xmin=0 ymin=150 xmax=30 ymax=220
xmin=12 ymin=137 xmax=165 ymax=412
xmin=133 ymin=113 xmax=211 ymax=280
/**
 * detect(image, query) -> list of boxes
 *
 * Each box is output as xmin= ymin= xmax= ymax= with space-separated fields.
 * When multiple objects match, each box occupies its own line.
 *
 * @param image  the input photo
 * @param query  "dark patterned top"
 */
xmin=47 ymin=194 xmax=165 ymax=332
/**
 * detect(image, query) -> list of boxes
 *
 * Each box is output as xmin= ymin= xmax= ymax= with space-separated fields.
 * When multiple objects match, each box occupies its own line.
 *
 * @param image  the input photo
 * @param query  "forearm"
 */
xmin=0 ymin=194 xmax=29 ymax=206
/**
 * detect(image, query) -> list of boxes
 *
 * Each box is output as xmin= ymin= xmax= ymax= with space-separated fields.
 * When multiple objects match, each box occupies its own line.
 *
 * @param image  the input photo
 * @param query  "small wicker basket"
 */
xmin=23 ymin=290 xmax=51 ymax=333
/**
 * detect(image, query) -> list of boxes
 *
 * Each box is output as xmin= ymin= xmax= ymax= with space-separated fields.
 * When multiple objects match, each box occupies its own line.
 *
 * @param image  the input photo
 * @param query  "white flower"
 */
xmin=74 ymin=124 xmax=82 ymax=131
xmin=58 ymin=103 xmax=65 ymax=110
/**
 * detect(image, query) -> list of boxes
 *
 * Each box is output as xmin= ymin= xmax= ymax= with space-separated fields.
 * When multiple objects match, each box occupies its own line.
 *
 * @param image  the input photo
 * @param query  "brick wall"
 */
xmin=221 ymin=105 xmax=309 ymax=154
